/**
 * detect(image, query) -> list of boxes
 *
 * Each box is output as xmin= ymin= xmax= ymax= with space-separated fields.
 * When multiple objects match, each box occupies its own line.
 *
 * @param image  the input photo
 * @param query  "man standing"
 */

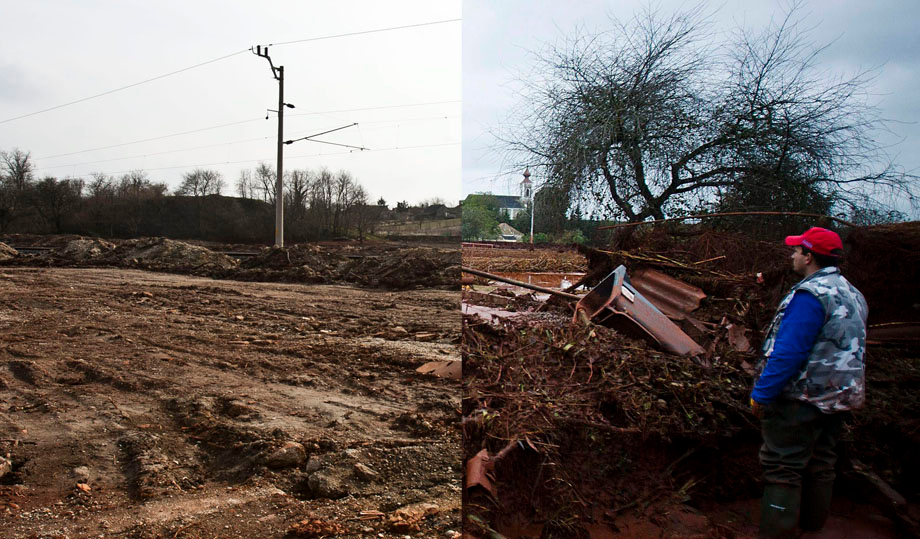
xmin=751 ymin=227 xmax=868 ymax=538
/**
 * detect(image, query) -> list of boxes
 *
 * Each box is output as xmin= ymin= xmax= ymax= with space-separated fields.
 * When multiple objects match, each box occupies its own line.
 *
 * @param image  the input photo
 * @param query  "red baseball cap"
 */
xmin=784 ymin=227 xmax=843 ymax=256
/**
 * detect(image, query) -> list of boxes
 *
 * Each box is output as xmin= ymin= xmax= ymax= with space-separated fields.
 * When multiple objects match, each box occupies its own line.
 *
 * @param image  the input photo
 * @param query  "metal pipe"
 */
xmin=461 ymin=266 xmax=580 ymax=300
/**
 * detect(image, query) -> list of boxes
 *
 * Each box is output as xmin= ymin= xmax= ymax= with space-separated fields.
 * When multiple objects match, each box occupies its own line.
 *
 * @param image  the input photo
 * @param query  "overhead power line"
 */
xmin=36 ymin=115 xmax=457 ymax=170
xmin=0 ymin=18 xmax=461 ymax=125
xmin=0 ymin=49 xmax=250 ymax=125
xmin=269 ymin=18 xmax=461 ymax=47
xmin=36 ymin=137 xmax=272 ymax=170
xmin=33 ymin=100 xmax=459 ymax=161
xmin=33 ymin=141 xmax=460 ymax=179
xmin=35 ymin=118 xmax=262 ymax=160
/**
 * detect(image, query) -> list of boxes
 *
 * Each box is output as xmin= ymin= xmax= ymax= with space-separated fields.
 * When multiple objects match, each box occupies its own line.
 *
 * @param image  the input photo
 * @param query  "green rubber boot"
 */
xmin=799 ymin=480 xmax=833 ymax=531
xmin=759 ymin=484 xmax=801 ymax=538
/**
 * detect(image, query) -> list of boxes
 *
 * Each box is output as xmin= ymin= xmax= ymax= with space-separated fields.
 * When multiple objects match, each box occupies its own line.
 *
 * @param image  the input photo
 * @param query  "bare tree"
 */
xmin=309 ymin=167 xmax=335 ymax=235
xmin=285 ymin=169 xmax=311 ymax=240
xmin=0 ymin=148 xmax=34 ymax=191
xmin=236 ymin=169 xmax=256 ymax=199
xmin=254 ymin=162 xmax=276 ymax=205
xmin=504 ymin=3 xmax=917 ymax=222
xmin=175 ymin=169 xmax=225 ymax=197
xmin=29 ymin=176 xmax=83 ymax=233
xmin=114 ymin=170 xmax=166 ymax=236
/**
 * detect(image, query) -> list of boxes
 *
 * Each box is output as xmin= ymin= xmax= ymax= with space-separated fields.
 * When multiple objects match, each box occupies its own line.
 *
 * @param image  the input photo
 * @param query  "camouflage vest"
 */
xmin=760 ymin=267 xmax=869 ymax=413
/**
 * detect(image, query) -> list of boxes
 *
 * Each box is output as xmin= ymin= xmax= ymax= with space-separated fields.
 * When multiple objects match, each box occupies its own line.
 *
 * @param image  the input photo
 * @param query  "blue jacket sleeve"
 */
xmin=751 ymin=291 xmax=825 ymax=404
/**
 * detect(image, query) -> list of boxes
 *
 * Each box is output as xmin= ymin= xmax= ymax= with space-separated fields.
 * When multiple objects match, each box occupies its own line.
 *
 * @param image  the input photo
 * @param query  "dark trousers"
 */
xmin=758 ymin=399 xmax=846 ymax=536
xmin=760 ymin=398 xmax=845 ymax=486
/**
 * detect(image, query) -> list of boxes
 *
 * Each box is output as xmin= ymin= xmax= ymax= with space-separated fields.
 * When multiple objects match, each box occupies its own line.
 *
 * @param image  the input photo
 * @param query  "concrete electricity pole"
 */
xmin=252 ymin=45 xmax=290 ymax=248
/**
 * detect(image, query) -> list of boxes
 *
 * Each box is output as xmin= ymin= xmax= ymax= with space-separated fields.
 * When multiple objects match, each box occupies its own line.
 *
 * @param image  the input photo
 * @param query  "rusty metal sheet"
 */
xmin=726 ymin=323 xmax=753 ymax=353
xmin=630 ymin=267 xmax=706 ymax=320
xmin=464 ymin=449 xmax=495 ymax=495
xmin=574 ymin=266 xmax=705 ymax=358
xmin=416 ymin=360 xmax=461 ymax=380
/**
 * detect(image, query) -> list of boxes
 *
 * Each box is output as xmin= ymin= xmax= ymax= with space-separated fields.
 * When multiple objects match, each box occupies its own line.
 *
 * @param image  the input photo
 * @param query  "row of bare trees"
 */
xmin=0 ymin=150 xmax=382 ymax=242
xmin=1 ymin=149 xmax=172 ymax=236
xmin=236 ymin=163 xmax=379 ymax=241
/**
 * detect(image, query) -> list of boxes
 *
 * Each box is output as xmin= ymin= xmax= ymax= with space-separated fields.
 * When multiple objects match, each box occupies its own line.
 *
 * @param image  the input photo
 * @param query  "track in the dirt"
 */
xmin=0 ymin=267 xmax=461 ymax=538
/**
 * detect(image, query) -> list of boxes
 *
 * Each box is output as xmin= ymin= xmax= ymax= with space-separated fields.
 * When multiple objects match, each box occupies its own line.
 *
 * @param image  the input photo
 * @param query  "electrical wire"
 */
xmin=269 ymin=18 xmax=461 ymax=47
xmin=36 ymin=137 xmax=271 ymax=170
xmin=34 ymin=119 xmax=263 ymax=160
xmin=284 ymin=99 xmax=460 ymax=119
xmin=36 ymin=115 xmax=458 ymax=170
xmin=0 ymin=49 xmax=250 ymax=125
xmin=1 ymin=18 xmax=460 ymax=125
xmin=32 ymin=141 xmax=461 ymax=179
xmin=33 ymin=101 xmax=460 ymax=161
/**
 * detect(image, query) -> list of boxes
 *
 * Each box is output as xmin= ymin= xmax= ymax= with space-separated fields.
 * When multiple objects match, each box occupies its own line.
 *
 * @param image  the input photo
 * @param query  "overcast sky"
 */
xmin=0 ymin=0 xmax=460 ymax=206
xmin=463 ymin=0 xmax=920 ymax=218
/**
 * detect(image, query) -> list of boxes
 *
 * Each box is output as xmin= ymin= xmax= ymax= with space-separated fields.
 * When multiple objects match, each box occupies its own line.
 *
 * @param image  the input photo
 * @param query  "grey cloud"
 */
xmin=0 ymin=63 xmax=42 ymax=102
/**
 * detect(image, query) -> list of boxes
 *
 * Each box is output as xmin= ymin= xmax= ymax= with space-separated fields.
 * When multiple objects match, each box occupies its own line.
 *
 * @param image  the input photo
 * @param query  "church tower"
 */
xmin=521 ymin=168 xmax=532 ymax=202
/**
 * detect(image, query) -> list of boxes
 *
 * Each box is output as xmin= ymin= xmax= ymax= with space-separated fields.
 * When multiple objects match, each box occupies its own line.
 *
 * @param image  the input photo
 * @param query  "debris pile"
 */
xmin=462 ymin=243 xmax=587 ymax=273
xmin=462 ymin=226 xmax=920 ymax=537
xmin=56 ymin=237 xmax=116 ymax=263
xmin=844 ymin=221 xmax=920 ymax=323
xmin=236 ymin=243 xmax=459 ymax=289
xmin=0 ymin=235 xmax=459 ymax=290
xmin=0 ymin=242 xmax=16 ymax=261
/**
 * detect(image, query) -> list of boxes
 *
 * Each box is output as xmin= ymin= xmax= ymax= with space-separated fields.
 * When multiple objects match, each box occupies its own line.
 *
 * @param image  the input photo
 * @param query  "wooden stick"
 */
xmin=597 ymin=211 xmax=856 ymax=230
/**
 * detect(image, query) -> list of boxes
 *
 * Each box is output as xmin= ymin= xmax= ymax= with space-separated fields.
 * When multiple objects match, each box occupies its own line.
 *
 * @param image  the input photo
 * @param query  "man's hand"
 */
xmin=750 ymin=398 xmax=763 ymax=418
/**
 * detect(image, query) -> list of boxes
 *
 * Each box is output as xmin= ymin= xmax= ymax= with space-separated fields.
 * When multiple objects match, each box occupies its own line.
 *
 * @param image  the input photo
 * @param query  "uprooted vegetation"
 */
xmin=462 ymin=224 xmax=920 ymax=537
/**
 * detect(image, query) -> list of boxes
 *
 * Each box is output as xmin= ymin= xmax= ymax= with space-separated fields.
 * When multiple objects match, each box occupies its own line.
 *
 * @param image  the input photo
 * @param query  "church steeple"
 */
xmin=521 ymin=168 xmax=532 ymax=201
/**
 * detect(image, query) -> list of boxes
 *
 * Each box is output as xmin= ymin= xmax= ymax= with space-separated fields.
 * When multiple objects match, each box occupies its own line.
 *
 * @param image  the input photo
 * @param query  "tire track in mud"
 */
xmin=0 ymin=267 xmax=461 ymax=537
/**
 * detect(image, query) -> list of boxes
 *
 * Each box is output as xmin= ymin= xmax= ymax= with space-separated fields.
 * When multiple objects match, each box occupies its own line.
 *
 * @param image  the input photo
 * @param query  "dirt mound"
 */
xmin=844 ymin=222 xmax=920 ymax=323
xmin=463 ymin=244 xmax=587 ymax=272
xmin=238 ymin=243 xmax=460 ymax=289
xmin=0 ymin=242 xmax=16 ymax=261
xmin=344 ymin=247 xmax=460 ymax=289
xmin=112 ymin=237 xmax=239 ymax=273
xmin=58 ymin=237 xmax=116 ymax=263
xmin=2 ymin=235 xmax=459 ymax=290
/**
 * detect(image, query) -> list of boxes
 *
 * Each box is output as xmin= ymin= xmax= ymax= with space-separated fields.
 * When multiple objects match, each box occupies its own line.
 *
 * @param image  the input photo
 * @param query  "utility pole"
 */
xmin=253 ymin=45 xmax=287 ymax=248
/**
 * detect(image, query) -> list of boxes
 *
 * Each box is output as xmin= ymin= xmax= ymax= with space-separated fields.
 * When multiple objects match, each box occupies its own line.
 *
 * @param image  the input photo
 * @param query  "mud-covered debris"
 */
xmin=60 ymin=238 xmax=116 ymax=262
xmin=71 ymin=466 xmax=91 ymax=483
xmin=353 ymin=462 xmax=379 ymax=480
xmin=388 ymin=326 xmax=410 ymax=339
xmin=0 ymin=456 xmax=11 ymax=480
xmin=265 ymin=442 xmax=307 ymax=469
xmin=0 ymin=242 xmax=17 ymax=261
xmin=386 ymin=502 xmax=439 ymax=532
xmin=464 ymin=449 xmax=494 ymax=496
xmin=117 ymin=237 xmax=238 ymax=272
xmin=286 ymin=518 xmax=348 ymax=537
xmin=416 ymin=360 xmax=461 ymax=380
xmin=305 ymin=456 xmax=324 ymax=474
xmin=727 ymin=323 xmax=753 ymax=352
xmin=307 ymin=470 xmax=348 ymax=499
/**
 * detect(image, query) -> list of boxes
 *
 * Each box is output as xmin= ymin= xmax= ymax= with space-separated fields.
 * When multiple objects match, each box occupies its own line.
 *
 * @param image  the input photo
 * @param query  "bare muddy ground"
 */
xmin=0 ymin=267 xmax=460 ymax=538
